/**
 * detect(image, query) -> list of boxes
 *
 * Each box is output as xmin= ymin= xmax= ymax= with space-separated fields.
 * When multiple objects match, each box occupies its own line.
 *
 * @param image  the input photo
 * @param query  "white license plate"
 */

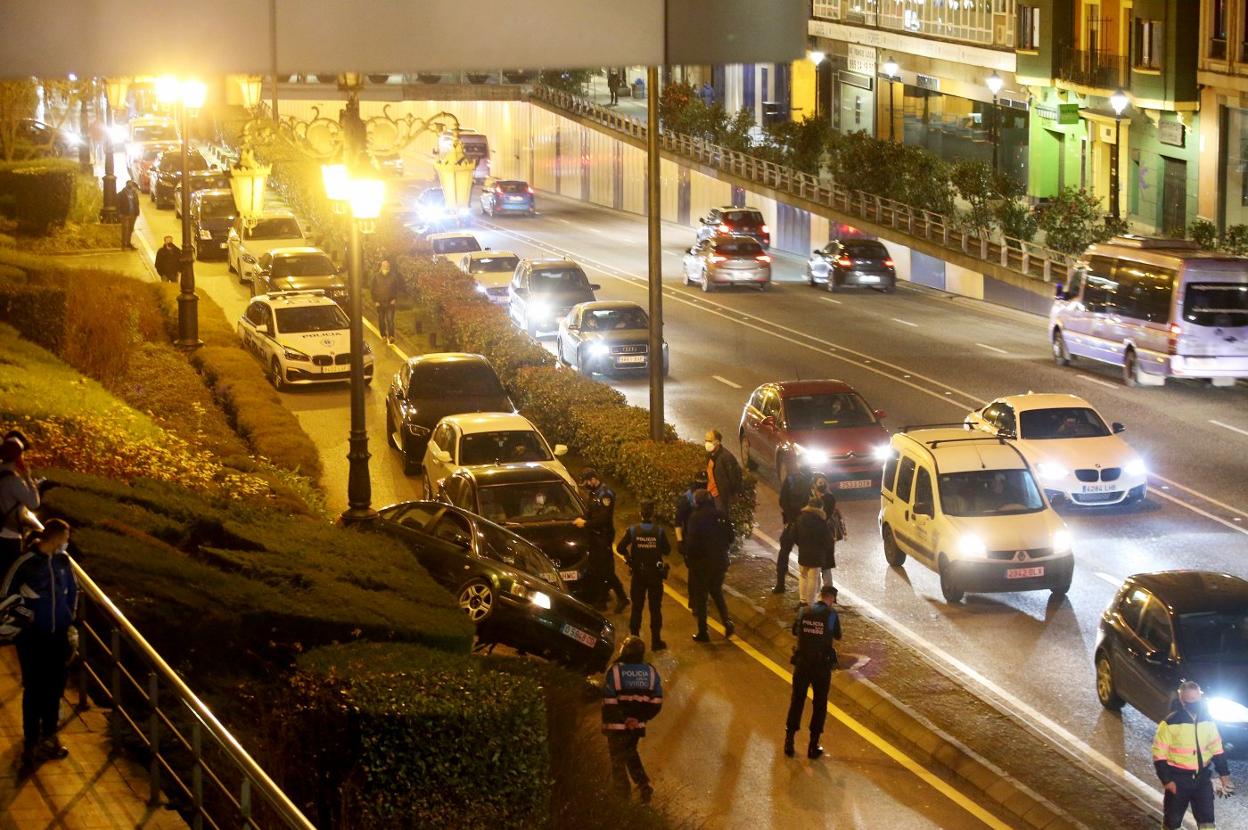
xmin=838 ymin=479 xmax=874 ymax=489
xmin=507 ymin=196 xmax=524 ymax=202
xmin=616 ymin=355 xmax=646 ymax=364
xmin=559 ymin=570 xmax=579 ymax=581
xmin=1006 ymin=566 xmax=1045 ymax=579
xmin=856 ymin=274 xmax=881 ymax=283
xmin=561 ymin=623 xmax=596 ymax=647
xmin=1082 ymin=484 xmax=1115 ymax=493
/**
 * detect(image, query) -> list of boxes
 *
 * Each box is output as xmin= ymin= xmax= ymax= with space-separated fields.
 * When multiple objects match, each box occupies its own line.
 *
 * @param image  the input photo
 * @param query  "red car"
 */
xmin=737 ymin=380 xmax=891 ymax=490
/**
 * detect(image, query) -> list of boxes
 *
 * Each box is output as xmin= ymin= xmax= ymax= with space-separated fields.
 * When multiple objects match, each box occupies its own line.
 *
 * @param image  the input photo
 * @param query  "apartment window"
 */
xmin=1212 ymin=0 xmax=1228 ymax=59
xmin=1017 ymin=4 xmax=1040 ymax=50
xmin=812 ymin=0 xmax=841 ymax=21
xmin=1134 ymin=18 xmax=1163 ymax=69
xmin=879 ymin=0 xmax=1004 ymax=46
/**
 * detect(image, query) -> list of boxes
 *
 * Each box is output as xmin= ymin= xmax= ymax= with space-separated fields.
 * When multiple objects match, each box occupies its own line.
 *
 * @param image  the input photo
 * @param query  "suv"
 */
xmin=236 ymin=291 xmax=374 ymax=391
xmin=509 ymin=258 xmax=601 ymax=337
xmin=479 ymin=178 xmax=535 ymax=216
xmin=695 ymin=206 xmax=771 ymax=249
xmin=878 ymin=426 xmax=1073 ymax=604
xmin=228 ymin=209 xmax=308 ymax=284
xmin=251 ymin=247 xmax=348 ymax=305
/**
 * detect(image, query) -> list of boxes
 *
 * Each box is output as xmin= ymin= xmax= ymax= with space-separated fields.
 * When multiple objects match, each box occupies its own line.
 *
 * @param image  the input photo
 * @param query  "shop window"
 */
xmin=1133 ymin=19 xmax=1163 ymax=69
xmin=1017 ymin=5 xmax=1040 ymax=50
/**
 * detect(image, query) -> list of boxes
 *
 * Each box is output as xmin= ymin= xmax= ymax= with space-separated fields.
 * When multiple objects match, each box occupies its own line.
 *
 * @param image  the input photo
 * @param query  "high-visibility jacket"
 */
xmin=1152 ymin=704 xmax=1230 ymax=783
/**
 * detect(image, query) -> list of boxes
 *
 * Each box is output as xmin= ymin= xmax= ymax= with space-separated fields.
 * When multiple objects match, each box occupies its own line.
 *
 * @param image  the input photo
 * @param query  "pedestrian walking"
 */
xmin=1153 ymin=680 xmax=1234 ymax=829
xmin=118 ymin=180 xmax=140 ymax=250
xmin=775 ymin=462 xmax=818 ymax=593
xmin=785 ymin=584 xmax=841 ymax=760
xmin=575 ymin=469 xmax=628 ymax=613
xmin=778 ymin=496 xmax=835 ymax=607
xmin=371 ymin=257 xmax=403 ymax=344
xmin=3 ymin=519 xmax=77 ymax=777
xmin=673 ymin=470 xmax=707 ymax=553
xmin=704 ymin=429 xmax=742 ymax=515
xmin=812 ymin=476 xmax=845 ymax=594
xmin=607 ymin=70 xmax=620 ymax=106
xmin=684 ymin=489 xmax=734 ymax=642
xmin=154 ymin=235 xmax=181 ymax=283
xmin=601 ymin=636 xmax=663 ymax=803
xmin=0 ymin=434 xmax=40 ymax=577
xmin=616 ymin=500 xmax=671 ymax=651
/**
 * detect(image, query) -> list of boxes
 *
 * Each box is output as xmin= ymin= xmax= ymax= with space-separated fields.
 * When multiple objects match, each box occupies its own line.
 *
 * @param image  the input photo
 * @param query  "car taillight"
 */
xmin=709 ymin=255 xmax=728 ymax=263
xmin=761 ymin=224 xmax=770 ymax=234
xmin=756 ymin=254 xmax=771 ymax=263
xmin=836 ymin=256 xmax=853 ymax=269
xmin=495 ymin=188 xmax=505 ymax=195
xmin=883 ymin=258 xmax=895 ymax=268
xmin=717 ymin=223 xmax=730 ymax=234
xmin=527 ymin=186 xmax=534 ymax=194
xmin=1168 ymin=323 xmax=1181 ymax=355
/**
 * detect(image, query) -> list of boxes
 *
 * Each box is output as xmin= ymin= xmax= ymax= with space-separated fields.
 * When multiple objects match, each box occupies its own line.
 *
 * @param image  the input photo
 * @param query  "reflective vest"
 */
xmin=1152 ymin=706 xmax=1227 ymax=776
xmin=794 ymin=603 xmax=836 ymax=666
xmin=602 ymin=662 xmax=663 ymax=734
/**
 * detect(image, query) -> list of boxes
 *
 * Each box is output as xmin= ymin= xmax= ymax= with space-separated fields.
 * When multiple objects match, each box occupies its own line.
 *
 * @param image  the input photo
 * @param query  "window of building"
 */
xmin=879 ymin=0 xmax=1009 ymax=47
xmin=1133 ymin=18 xmax=1163 ymax=69
xmin=1212 ymin=0 xmax=1228 ymax=59
xmin=812 ymin=0 xmax=840 ymax=21
xmin=1017 ymin=4 xmax=1040 ymax=50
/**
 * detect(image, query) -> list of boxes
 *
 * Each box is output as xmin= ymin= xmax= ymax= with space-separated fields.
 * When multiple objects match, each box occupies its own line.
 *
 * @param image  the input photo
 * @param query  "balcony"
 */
xmin=1057 ymin=47 xmax=1126 ymax=90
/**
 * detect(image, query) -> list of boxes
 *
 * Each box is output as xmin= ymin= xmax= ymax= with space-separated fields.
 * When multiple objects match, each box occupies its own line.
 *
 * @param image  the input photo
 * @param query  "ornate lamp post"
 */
xmin=101 ymin=78 xmax=128 ymax=223
xmin=1109 ymin=89 xmax=1129 ymax=222
xmin=986 ymin=72 xmax=1004 ymax=175
xmin=434 ymin=135 xmax=476 ymax=216
xmin=156 ymin=76 xmax=207 ymax=350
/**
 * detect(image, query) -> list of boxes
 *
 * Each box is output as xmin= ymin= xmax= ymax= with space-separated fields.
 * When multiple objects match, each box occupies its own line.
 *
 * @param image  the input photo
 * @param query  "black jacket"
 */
xmin=683 ymin=503 xmax=732 ymax=570
xmin=118 ymin=186 xmax=140 ymax=217
xmin=371 ymin=268 xmax=403 ymax=304
xmin=779 ymin=505 xmax=834 ymax=568
xmin=154 ymin=243 xmax=181 ymax=278
xmin=779 ymin=469 xmax=814 ymax=524
xmin=708 ymin=447 xmax=742 ymax=504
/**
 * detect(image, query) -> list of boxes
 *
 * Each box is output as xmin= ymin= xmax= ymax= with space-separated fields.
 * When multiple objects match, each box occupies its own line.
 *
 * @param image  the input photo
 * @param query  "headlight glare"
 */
xmin=1125 ymin=458 xmax=1147 ymax=477
xmin=1052 ymin=528 xmax=1073 ymax=554
xmin=1037 ymin=462 xmax=1069 ymax=482
xmin=530 ymin=591 xmax=552 ymax=610
xmin=1208 ymin=696 xmax=1248 ymax=723
xmin=957 ymin=534 xmax=987 ymax=558
xmin=587 ymin=342 xmax=609 ymax=358
xmin=529 ymin=299 xmax=551 ymax=320
xmin=872 ymin=444 xmax=892 ymax=462
xmin=798 ymin=446 xmax=829 ymax=467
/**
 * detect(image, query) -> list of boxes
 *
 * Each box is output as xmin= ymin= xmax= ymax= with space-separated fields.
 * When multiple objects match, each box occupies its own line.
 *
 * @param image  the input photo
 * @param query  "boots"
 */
xmin=807 ymin=734 xmax=824 ymax=760
xmin=651 ymin=637 xmax=668 ymax=651
xmin=783 ymin=731 xmax=796 ymax=758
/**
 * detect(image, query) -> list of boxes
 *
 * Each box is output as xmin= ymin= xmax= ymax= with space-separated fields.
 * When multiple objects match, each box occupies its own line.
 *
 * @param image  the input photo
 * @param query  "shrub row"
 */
xmin=396 ymin=258 xmax=756 ymax=533
xmin=0 ymin=158 xmax=77 ymax=234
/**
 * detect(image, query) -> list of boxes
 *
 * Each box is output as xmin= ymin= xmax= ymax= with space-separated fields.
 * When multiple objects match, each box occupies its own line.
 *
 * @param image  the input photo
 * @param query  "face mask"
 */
xmin=704 ymin=442 xmax=716 ymax=453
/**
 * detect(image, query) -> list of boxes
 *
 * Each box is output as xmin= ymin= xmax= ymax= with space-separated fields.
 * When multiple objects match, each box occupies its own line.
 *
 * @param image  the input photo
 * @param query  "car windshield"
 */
xmin=161 ymin=153 xmax=208 ymax=172
xmin=133 ymin=124 xmax=177 ymax=142
xmin=1178 ymin=611 xmax=1248 ymax=660
xmin=784 ymin=393 xmax=876 ymax=430
xmin=581 ymin=307 xmax=647 ymax=331
xmin=1184 ymin=282 xmax=1248 ymax=328
xmin=724 ymin=210 xmax=764 ymax=227
xmin=496 ymin=181 xmax=528 ymax=194
xmin=469 ymin=255 xmax=519 ymax=273
xmin=714 ymin=239 xmax=764 ymax=256
xmin=433 ymin=236 xmax=481 ymax=255
xmin=199 ymin=197 xmax=236 ymax=219
xmin=248 ymin=218 xmax=303 ymax=240
xmin=1019 ymin=407 xmax=1111 ymax=439
xmin=409 ymin=363 xmax=505 ymax=397
xmin=478 ymin=481 xmax=582 ymax=524
xmin=459 ymin=430 xmax=551 ymax=465
xmin=274 ymin=304 xmax=348 ymax=333
xmin=841 ymin=240 xmax=890 ymax=259
xmin=476 ymin=521 xmax=561 ymax=586
xmin=937 ymin=470 xmax=1046 ymax=517
xmin=272 ymin=254 xmax=335 ymax=278
xmin=532 ymin=267 xmax=589 ymax=291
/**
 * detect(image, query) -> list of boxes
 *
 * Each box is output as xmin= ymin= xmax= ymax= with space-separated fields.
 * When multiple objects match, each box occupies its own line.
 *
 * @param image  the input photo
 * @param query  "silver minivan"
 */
xmin=1049 ymin=236 xmax=1248 ymax=387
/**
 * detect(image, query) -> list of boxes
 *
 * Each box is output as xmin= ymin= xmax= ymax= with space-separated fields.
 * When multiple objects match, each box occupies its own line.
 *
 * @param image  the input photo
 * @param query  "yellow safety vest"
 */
xmin=1152 ymin=712 xmax=1225 ymax=773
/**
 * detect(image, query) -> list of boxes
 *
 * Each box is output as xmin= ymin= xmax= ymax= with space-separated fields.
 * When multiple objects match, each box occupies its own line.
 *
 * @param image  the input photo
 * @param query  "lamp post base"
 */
xmin=175 ymin=292 xmax=202 ymax=350
xmin=340 ymin=506 xmax=379 ymax=526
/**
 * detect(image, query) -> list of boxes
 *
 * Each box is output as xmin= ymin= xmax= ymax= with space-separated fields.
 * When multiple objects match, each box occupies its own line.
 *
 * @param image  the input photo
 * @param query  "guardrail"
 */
xmin=72 ymin=560 xmax=315 ymax=830
xmin=530 ymin=85 xmax=1073 ymax=285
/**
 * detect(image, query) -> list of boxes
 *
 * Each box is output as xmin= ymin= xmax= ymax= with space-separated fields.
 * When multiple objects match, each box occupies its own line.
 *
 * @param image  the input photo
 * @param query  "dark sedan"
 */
xmin=1096 ymin=571 xmax=1248 ymax=754
xmin=437 ymin=465 xmax=594 ymax=595
xmin=556 ymin=301 xmax=668 ymax=377
xmin=174 ymin=170 xmax=232 ymax=219
xmin=190 ymin=189 xmax=237 ymax=261
xmin=252 ymin=247 xmax=348 ymax=305
xmin=375 ymin=500 xmax=614 ymax=673
xmin=149 ymin=150 xmax=210 ymax=208
xmin=480 ymin=178 xmax=536 ymax=217
xmin=385 ymin=353 xmax=516 ymax=475
xmin=807 ymin=238 xmax=897 ymax=293
xmin=127 ymin=141 xmax=180 ymax=193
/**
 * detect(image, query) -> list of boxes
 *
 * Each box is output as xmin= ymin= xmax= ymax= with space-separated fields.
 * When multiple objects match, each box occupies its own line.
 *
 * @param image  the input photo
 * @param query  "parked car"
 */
xmin=422 ymin=411 xmax=571 ymax=496
xmin=557 ymin=301 xmax=668 ymax=377
xmin=807 ymin=238 xmax=897 ymax=293
xmin=173 ymin=170 xmax=232 ymax=219
xmin=878 ymin=426 xmax=1073 ymax=604
xmin=375 ymin=500 xmax=613 ymax=673
xmin=480 ymin=178 xmax=535 ymax=216
xmin=1095 ymin=571 xmax=1248 ymax=753
xmin=437 ymin=465 xmax=595 ymax=593
xmin=189 ymin=189 xmax=237 ymax=261
xmin=457 ymin=250 xmax=520 ymax=305
xmin=251 ymin=247 xmax=348 ymax=305
xmin=236 ymin=290 xmax=374 ymax=391
xmin=695 ymin=206 xmax=770 ymax=248
xmin=428 ymin=231 xmax=481 ymax=263
xmin=385 ymin=353 xmax=516 ymax=475
xmin=127 ymin=141 xmax=180 ymax=193
xmin=126 ymin=116 xmax=178 ymax=145
xmin=148 ymin=149 xmax=210 ymax=208
xmin=682 ymin=236 xmax=772 ymax=292
xmin=0 ymin=119 xmax=77 ymax=159
xmin=965 ymin=393 xmax=1147 ymax=507
xmin=509 ymin=258 xmax=600 ymax=337
xmin=739 ymin=380 xmax=889 ymax=489
xmin=227 ymin=208 xmax=309 ymax=284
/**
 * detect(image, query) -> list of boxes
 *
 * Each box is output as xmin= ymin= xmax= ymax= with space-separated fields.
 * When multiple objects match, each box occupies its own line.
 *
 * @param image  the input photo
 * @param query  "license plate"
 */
xmin=616 ymin=355 xmax=646 ymax=364
xmin=1083 ymin=484 xmax=1114 ymax=493
xmin=838 ymin=479 xmax=874 ymax=489
xmin=561 ymin=623 xmax=596 ymax=647
xmin=1006 ymin=566 xmax=1045 ymax=579
xmin=559 ymin=570 xmax=579 ymax=581
xmin=507 ymin=196 xmax=523 ymax=202
xmin=856 ymin=274 xmax=881 ymax=283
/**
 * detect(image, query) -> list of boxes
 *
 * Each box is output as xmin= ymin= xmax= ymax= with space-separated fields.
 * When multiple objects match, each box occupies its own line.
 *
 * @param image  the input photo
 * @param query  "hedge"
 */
xmin=0 ymin=158 xmax=77 ymax=234
xmin=0 ymin=278 xmax=67 ymax=353
xmin=396 ymin=257 xmax=757 ymax=534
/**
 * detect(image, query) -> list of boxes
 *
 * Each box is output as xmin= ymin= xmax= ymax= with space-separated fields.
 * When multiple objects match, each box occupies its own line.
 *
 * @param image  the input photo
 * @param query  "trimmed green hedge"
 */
xmin=0 ymin=158 xmax=77 ymax=234
xmin=0 ymin=277 xmax=67 ymax=353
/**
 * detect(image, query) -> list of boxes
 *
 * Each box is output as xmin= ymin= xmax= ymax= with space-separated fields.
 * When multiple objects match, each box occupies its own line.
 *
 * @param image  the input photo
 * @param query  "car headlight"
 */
xmin=475 ymin=284 xmax=488 ymax=294
xmin=1208 ymin=697 xmax=1248 ymax=723
xmin=1124 ymin=458 xmax=1147 ymax=477
xmin=108 ymin=125 xmax=128 ymax=143
xmin=956 ymin=534 xmax=987 ymax=558
xmin=1036 ymin=462 xmax=1069 ymax=482
xmin=530 ymin=591 xmax=552 ymax=610
xmin=282 ymin=347 xmax=310 ymax=362
xmin=1052 ymin=528 xmax=1073 ymax=554
xmin=241 ymin=253 xmax=257 ymax=265
xmin=797 ymin=445 xmax=829 ymax=467
xmin=529 ymin=299 xmax=551 ymax=320
xmin=587 ymin=342 xmax=610 ymax=358
xmin=62 ymin=132 xmax=83 ymax=147
xmin=872 ymin=444 xmax=892 ymax=462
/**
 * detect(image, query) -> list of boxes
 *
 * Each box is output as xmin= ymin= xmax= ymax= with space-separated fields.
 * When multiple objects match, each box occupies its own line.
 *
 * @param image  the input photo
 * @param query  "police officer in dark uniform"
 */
xmin=785 ymin=583 xmax=841 ymax=760
xmin=576 ymin=468 xmax=629 ymax=613
xmin=616 ymin=500 xmax=671 ymax=651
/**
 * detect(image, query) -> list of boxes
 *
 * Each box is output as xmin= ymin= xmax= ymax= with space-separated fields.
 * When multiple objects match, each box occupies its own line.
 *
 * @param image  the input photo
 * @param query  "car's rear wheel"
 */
xmin=826 ymin=274 xmax=839 ymax=293
xmin=458 ymin=580 xmax=496 ymax=623
xmin=1095 ymin=652 xmax=1124 ymax=710
xmin=701 ymin=269 xmax=713 ymax=292
xmin=882 ymin=526 xmax=906 ymax=567
xmin=269 ymin=358 xmax=285 ymax=391
xmin=683 ymin=268 xmax=693 ymax=287
xmin=757 ymin=281 xmax=770 ymax=292
xmin=740 ymin=435 xmax=757 ymax=472
xmin=1052 ymin=329 xmax=1072 ymax=366
xmin=1122 ymin=349 xmax=1140 ymax=387
xmin=938 ymin=556 xmax=963 ymax=604
xmin=806 ymin=268 xmax=815 ymax=287
xmin=227 ymin=255 xmax=237 ymax=275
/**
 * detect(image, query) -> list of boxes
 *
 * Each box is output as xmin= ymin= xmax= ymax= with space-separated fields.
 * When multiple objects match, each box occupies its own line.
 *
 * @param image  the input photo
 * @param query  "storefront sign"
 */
xmin=847 ymin=44 xmax=875 ymax=75
xmin=916 ymin=74 xmax=940 ymax=91
xmin=1159 ymin=120 xmax=1185 ymax=147
xmin=839 ymin=70 xmax=873 ymax=91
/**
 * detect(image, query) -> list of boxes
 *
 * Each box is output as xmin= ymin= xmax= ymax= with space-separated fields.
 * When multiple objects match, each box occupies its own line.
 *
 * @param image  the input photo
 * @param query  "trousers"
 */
xmin=120 ymin=215 xmax=136 ymax=248
xmin=606 ymin=732 xmax=649 ymax=795
xmin=16 ymin=628 xmax=70 ymax=747
xmin=376 ymin=301 xmax=397 ymax=338
xmin=629 ymin=571 xmax=663 ymax=640
xmin=588 ymin=541 xmax=625 ymax=604
xmin=786 ymin=659 xmax=832 ymax=737
xmin=1162 ymin=769 xmax=1216 ymax=829
xmin=689 ymin=561 xmax=729 ymax=634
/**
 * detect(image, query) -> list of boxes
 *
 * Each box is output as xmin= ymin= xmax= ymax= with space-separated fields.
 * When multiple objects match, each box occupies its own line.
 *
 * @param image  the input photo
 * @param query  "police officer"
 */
xmin=601 ymin=637 xmax=664 ymax=803
xmin=785 ymin=583 xmax=841 ymax=760
xmin=575 ymin=468 xmax=628 ymax=613
xmin=674 ymin=470 xmax=707 ymax=554
xmin=1153 ymin=680 xmax=1234 ymax=829
xmin=616 ymin=500 xmax=671 ymax=651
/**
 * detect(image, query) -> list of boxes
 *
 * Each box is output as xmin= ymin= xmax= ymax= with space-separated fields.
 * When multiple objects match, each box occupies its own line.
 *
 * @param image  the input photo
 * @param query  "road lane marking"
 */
xmin=821 ymin=297 xmax=842 ymax=305
xmin=1076 ymin=374 xmax=1119 ymax=390
xmin=1094 ymin=571 xmax=1122 ymax=588
xmin=975 ymin=343 xmax=1009 ymax=355
xmin=1210 ymin=419 xmax=1248 ymax=438
xmin=712 ymin=375 xmax=742 ymax=389
xmin=891 ymin=317 xmax=919 ymax=327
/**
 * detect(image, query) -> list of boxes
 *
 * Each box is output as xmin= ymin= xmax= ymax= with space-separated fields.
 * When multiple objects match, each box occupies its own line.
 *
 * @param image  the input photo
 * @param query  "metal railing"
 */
xmin=71 ymin=560 xmax=316 ymax=830
xmin=1057 ymin=47 xmax=1127 ymax=89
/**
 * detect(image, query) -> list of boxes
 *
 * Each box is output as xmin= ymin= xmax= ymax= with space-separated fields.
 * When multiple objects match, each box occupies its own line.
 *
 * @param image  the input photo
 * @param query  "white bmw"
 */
xmin=237 ymin=291 xmax=374 ymax=391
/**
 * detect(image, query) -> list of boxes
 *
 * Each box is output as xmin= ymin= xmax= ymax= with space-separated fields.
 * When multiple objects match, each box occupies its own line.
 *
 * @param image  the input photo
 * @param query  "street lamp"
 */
xmin=156 ymin=76 xmax=207 ymax=349
xmin=808 ymin=50 xmax=826 ymax=65
xmin=986 ymin=72 xmax=1004 ymax=175
xmin=1109 ymin=89 xmax=1129 ymax=221
xmin=881 ymin=56 xmax=899 ymax=142
xmin=101 ymin=78 xmax=128 ymax=223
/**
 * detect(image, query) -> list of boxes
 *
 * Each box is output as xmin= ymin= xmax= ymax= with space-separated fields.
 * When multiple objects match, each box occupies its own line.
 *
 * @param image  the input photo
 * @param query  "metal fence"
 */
xmin=530 ymin=85 xmax=1074 ymax=285
xmin=72 ymin=560 xmax=316 ymax=830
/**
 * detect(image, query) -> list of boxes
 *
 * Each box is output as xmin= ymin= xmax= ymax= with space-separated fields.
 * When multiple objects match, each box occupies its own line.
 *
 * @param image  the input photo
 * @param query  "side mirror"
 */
xmin=432 ymin=448 xmax=452 ymax=464
xmin=686 ymin=247 xmax=695 ymax=255
xmin=874 ymin=409 xmax=887 ymax=420
xmin=260 ymin=323 xmax=274 ymax=337
xmin=996 ymin=427 xmax=1016 ymax=440
xmin=553 ymin=443 xmax=568 ymax=457
xmin=483 ymin=246 xmax=491 ymax=251
xmin=913 ymin=501 xmax=934 ymax=518
xmin=1112 ymin=422 xmax=1125 ymax=434
xmin=589 ymin=283 xmax=602 ymax=291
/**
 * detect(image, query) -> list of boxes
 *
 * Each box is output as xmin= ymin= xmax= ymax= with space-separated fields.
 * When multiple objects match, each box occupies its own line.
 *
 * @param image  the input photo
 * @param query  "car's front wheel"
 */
xmin=458 ymin=580 xmax=496 ymax=623
xmin=882 ymin=526 xmax=906 ymax=567
xmin=938 ymin=556 xmax=964 ymax=604
xmin=1095 ymin=652 xmax=1124 ymax=710
xmin=269 ymin=358 xmax=285 ymax=391
xmin=1052 ymin=329 xmax=1072 ymax=366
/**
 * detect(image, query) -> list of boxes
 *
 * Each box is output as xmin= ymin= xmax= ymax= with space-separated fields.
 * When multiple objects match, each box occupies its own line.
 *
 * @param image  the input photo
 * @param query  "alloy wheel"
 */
xmin=458 ymin=581 xmax=495 ymax=623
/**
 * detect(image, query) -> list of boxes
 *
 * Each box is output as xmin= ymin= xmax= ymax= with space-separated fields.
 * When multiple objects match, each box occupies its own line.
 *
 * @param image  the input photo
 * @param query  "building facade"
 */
xmin=1198 ymin=0 xmax=1248 ymax=232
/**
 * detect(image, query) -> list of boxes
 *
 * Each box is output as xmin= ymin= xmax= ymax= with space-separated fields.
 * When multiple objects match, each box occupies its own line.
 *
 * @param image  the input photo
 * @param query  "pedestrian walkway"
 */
xmin=0 ymin=647 xmax=185 ymax=830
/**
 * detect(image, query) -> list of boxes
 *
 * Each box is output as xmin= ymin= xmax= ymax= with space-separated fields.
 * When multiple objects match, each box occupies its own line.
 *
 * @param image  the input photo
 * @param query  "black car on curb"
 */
xmin=436 ymin=465 xmax=594 ymax=596
xmin=1096 ymin=571 xmax=1248 ymax=754
xmin=385 ymin=353 xmax=516 ymax=475
xmin=375 ymin=500 xmax=614 ymax=673
xmin=190 ymin=189 xmax=238 ymax=261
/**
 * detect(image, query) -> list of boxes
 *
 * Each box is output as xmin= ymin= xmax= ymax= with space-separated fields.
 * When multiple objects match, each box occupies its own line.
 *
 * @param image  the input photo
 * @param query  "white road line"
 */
xmin=975 ymin=343 xmax=1009 ymax=355
xmin=1094 ymin=571 xmax=1122 ymax=588
xmin=821 ymin=297 xmax=842 ymax=305
xmin=1076 ymin=374 xmax=1119 ymax=390
xmin=1210 ymin=419 xmax=1248 ymax=438
xmin=712 ymin=375 xmax=742 ymax=389
xmin=891 ymin=317 xmax=919 ymax=328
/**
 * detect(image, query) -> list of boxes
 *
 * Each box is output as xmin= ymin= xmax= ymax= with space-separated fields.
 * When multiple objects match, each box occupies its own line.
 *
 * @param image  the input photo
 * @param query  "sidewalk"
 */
xmin=0 ymin=647 xmax=186 ymax=830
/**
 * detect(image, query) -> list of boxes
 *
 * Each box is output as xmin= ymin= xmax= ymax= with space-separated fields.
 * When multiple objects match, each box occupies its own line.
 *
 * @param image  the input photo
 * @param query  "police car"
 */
xmin=237 ymin=290 xmax=374 ymax=391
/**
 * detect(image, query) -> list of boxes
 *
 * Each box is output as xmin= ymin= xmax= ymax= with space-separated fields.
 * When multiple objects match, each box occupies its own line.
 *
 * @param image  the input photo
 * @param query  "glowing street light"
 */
xmin=1108 ymin=90 xmax=1130 ymax=221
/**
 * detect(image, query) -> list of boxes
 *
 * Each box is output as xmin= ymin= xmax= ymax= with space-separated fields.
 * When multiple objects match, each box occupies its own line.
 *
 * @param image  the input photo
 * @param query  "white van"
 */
xmin=1049 ymin=236 xmax=1248 ymax=387
xmin=878 ymin=427 xmax=1073 ymax=604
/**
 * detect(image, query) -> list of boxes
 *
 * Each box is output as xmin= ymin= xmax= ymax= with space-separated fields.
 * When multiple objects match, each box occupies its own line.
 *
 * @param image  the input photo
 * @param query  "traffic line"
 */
xmin=1210 ymin=419 xmax=1248 ymax=438
xmin=820 ymin=296 xmax=842 ymax=305
xmin=711 ymin=375 xmax=742 ymax=389
xmin=1094 ymin=571 xmax=1122 ymax=588
xmin=1075 ymin=374 xmax=1119 ymax=390
xmin=975 ymin=343 xmax=1009 ymax=355
xmin=891 ymin=317 xmax=919 ymax=328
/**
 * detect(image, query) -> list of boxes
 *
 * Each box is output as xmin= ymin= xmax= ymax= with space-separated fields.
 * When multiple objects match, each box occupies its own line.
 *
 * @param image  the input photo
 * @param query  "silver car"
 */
xmin=682 ymin=236 xmax=772 ymax=292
